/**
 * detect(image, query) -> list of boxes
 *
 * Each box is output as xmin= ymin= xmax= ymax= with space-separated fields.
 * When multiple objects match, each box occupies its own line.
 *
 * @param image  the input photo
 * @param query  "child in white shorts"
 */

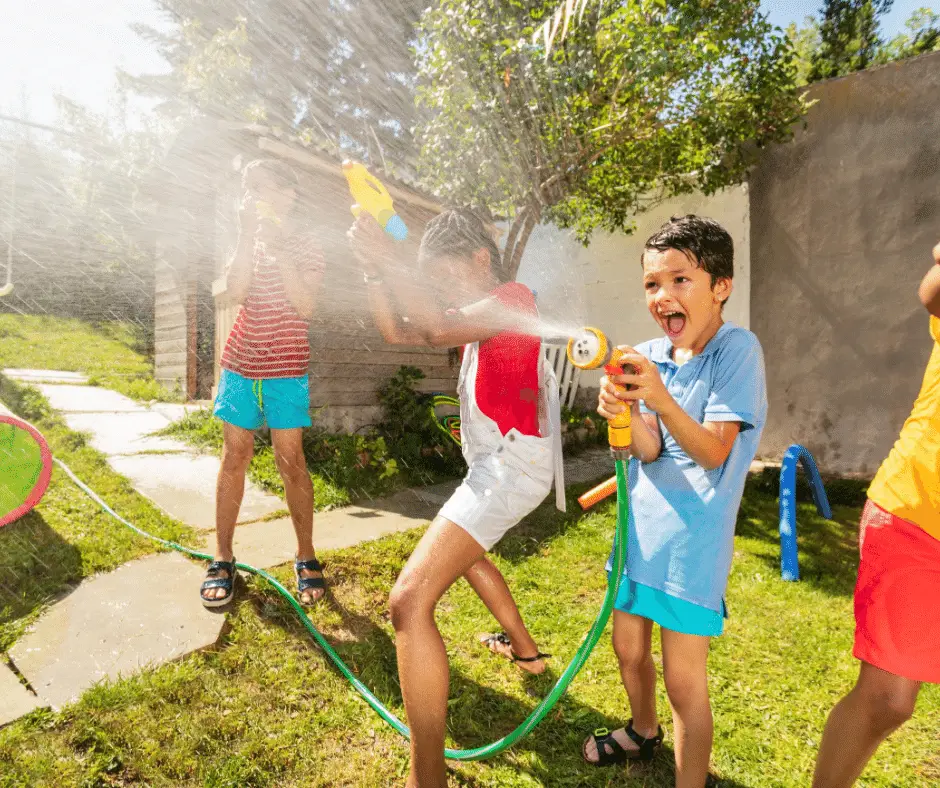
xmin=348 ymin=208 xmax=564 ymax=788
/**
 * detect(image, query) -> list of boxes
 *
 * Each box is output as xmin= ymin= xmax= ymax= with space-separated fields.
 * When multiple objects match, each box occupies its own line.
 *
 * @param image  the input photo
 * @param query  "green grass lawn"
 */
xmin=0 ymin=376 xmax=196 ymax=651
xmin=0 ymin=314 xmax=180 ymax=402
xmin=1 ymin=478 xmax=936 ymax=787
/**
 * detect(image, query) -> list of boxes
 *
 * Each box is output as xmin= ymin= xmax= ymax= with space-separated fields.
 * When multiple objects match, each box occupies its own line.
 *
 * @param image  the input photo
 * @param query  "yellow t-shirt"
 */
xmin=868 ymin=316 xmax=940 ymax=540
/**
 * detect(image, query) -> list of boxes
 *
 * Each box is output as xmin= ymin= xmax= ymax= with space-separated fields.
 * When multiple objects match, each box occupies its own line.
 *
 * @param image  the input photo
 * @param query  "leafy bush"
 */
xmin=377 ymin=366 xmax=464 ymax=483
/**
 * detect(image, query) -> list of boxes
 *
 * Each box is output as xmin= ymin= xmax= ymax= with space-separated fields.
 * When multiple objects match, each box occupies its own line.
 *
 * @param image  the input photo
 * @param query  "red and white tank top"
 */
xmin=221 ymin=233 xmax=324 ymax=380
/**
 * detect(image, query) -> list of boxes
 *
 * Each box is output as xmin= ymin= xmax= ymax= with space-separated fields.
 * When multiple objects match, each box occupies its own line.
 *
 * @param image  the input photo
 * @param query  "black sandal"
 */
xmin=582 ymin=718 xmax=664 ymax=766
xmin=480 ymin=632 xmax=551 ymax=664
xmin=295 ymin=558 xmax=326 ymax=604
xmin=200 ymin=558 xmax=237 ymax=608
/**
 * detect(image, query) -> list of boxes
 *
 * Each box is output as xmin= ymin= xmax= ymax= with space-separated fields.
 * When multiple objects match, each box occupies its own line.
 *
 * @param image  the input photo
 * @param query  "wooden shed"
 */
xmin=144 ymin=121 xmax=458 ymax=431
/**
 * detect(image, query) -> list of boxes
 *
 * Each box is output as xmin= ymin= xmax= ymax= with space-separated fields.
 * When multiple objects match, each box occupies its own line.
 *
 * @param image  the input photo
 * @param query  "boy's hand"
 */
xmin=347 ymin=214 xmax=395 ymax=275
xmin=933 ymin=241 xmax=940 ymax=264
xmin=605 ymin=348 xmax=675 ymax=415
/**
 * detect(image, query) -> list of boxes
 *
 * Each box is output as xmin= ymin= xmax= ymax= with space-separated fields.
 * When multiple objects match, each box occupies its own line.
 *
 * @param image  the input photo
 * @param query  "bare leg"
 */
xmin=812 ymin=661 xmax=920 ymax=788
xmin=464 ymin=557 xmax=545 ymax=673
xmin=661 ymin=627 xmax=712 ymax=788
xmin=271 ymin=428 xmax=321 ymax=603
xmin=389 ymin=517 xmax=486 ymax=788
xmin=205 ymin=423 xmax=254 ymax=600
xmin=583 ymin=611 xmax=658 ymax=762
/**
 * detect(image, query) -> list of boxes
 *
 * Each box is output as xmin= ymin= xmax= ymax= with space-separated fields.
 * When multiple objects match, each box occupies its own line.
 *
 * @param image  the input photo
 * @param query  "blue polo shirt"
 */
xmin=608 ymin=322 xmax=768 ymax=612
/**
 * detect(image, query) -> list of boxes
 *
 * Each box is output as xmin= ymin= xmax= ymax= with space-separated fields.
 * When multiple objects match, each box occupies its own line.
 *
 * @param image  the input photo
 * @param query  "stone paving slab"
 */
xmin=35 ymin=384 xmax=144 ymax=414
xmin=200 ymin=493 xmax=438 ymax=569
xmin=9 ymin=553 xmax=225 ymax=710
xmin=0 ymin=662 xmax=44 ymax=727
xmin=148 ymin=403 xmax=209 ymax=422
xmin=62 ymin=411 xmax=192 ymax=456
xmin=3 ymin=368 xmax=89 ymax=385
xmin=109 ymin=453 xmax=284 ymax=531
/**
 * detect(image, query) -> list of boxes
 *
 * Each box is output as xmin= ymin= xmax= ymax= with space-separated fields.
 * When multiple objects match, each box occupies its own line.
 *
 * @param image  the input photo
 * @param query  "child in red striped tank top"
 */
xmin=201 ymin=159 xmax=327 ymax=609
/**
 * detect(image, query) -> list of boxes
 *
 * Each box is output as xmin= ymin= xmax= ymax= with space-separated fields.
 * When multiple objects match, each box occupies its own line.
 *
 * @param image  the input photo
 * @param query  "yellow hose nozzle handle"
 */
xmin=566 ymin=327 xmax=632 ymax=452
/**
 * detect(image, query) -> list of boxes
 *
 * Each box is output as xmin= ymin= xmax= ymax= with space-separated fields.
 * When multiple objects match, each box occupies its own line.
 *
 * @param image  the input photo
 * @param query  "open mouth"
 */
xmin=660 ymin=310 xmax=687 ymax=338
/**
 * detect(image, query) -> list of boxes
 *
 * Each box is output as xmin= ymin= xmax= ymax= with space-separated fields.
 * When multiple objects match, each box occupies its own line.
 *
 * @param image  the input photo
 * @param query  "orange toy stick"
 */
xmin=578 ymin=475 xmax=617 ymax=510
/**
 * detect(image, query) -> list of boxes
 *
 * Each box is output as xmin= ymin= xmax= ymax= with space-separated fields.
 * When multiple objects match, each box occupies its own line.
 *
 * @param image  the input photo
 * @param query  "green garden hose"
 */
xmin=53 ymin=455 xmax=629 ymax=761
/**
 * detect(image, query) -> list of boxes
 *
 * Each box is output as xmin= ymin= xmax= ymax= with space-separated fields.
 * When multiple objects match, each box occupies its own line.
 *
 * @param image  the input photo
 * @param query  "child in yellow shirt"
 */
xmin=812 ymin=242 xmax=940 ymax=788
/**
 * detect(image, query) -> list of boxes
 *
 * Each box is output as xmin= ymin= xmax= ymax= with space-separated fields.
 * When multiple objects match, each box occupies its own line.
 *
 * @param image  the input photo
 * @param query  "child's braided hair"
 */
xmin=419 ymin=209 xmax=508 ymax=283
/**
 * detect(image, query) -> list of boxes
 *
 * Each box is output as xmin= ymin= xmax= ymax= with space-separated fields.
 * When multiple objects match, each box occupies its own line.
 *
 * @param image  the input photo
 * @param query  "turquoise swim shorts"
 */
xmin=213 ymin=369 xmax=311 ymax=431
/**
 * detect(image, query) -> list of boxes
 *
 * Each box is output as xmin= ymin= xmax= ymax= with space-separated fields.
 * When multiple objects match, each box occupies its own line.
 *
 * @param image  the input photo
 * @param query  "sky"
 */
xmin=0 ymin=0 xmax=931 ymax=127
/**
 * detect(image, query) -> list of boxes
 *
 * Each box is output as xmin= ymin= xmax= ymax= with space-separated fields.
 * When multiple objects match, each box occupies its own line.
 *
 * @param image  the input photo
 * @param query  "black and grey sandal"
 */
xmin=295 ymin=558 xmax=326 ymax=604
xmin=582 ymin=718 xmax=664 ymax=766
xmin=200 ymin=558 xmax=237 ymax=608
xmin=480 ymin=632 xmax=551 ymax=666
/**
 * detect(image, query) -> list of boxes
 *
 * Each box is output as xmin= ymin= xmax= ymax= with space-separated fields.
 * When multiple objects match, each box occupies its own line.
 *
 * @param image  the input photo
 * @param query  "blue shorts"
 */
xmin=213 ymin=369 xmax=311 ymax=431
xmin=612 ymin=577 xmax=726 ymax=637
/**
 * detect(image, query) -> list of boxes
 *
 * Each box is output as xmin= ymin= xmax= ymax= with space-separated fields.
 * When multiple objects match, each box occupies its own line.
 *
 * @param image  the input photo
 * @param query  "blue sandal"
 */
xmin=295 ymin=558 xmax=326 ymax=604
xmin=200 ymin=558 xmax=237 ymax=608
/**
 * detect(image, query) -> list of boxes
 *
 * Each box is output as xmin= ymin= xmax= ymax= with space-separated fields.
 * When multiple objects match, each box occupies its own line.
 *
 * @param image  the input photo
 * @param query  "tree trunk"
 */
xmin=503 ymin=205 xmax=540 ymax=282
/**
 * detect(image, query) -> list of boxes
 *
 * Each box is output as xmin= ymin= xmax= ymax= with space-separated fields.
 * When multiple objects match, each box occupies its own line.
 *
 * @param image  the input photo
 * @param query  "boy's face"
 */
xmin=642 ymin=247 xmax=731 ymax=353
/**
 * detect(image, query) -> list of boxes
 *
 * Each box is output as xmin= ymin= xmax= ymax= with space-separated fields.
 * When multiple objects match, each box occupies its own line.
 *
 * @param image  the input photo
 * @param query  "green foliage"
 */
xmin=809 ymin=0 xmax=894 ymax=81
xmin=159 ymin=409 xmax=403 ymax=509
xmin=788 ymin=5 xmax=938 ymax=85
xmin=125 ymin=0 xmax=427 ymax=175
xmin=377 ymin=366 xmax=465 ymax=483
xmin=876 ymin=7 xmax=940 ymax=63
xmin=787 ymin=17 xmax=823 ymax=86
xmin=560 ymin=404 xmax=606 ymax=449
xmin=415 ymin=0 xmax=807 ymax=273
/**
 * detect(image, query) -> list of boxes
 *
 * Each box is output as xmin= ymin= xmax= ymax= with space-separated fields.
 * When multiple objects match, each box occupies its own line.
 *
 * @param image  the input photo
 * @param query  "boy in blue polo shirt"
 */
xmin=581 ymin=215 xmax=767 ymax=788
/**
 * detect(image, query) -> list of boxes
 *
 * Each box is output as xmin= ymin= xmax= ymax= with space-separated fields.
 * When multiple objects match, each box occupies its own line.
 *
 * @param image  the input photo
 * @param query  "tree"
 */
xmin=124 ymin=0 xmax=427 ymax=177
xmin=415 ymin=0 xmax=808 ymax=278
xmin=808 ymin=0 xmax=893 ymax=81
xmin=787 ymin=17 xmax=822 ymax=86
xmin=876 ymin=7 xmax=940 ymax=63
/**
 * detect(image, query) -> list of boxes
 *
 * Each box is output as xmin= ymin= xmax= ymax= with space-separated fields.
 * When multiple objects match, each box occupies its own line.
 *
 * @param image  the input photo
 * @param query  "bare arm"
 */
xmin=607 ymin=350 xmax=742 ymax=471
xmin=918 ymin=243 xmax=940 ymax=317
xmin=381 ymin=272 xmax=528 ymax=348
xmin=366 ymin=278 xmax=429 ymax=346
xmin=274 ymin=240 xmax=325 ymax=319
xmin=348 ymin=214 xmax=535 ymax=348
xmin=656 ymin=403 xmax=741 ymax=471
xmin=224 ymin=204 xmax=259 ymax=305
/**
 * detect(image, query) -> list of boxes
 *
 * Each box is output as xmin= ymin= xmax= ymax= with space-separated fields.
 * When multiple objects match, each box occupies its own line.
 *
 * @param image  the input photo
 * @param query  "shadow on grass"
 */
xmin=736 ymin=478 xmax=861 ymax=599
xmin=0 ymin=509 xmax=83 ymax=650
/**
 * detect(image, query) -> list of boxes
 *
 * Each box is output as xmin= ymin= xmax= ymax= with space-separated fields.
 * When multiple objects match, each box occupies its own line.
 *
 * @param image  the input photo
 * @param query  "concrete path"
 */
xmin=1 ymin=369 xmax=615 ymax=724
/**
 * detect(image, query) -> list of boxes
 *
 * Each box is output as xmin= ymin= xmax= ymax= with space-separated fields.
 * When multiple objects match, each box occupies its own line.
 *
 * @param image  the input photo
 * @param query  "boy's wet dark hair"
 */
xmin=642 ymin=214 xmax=734 ymax=285
xmin=419 ymin=209 xmax=508 ymax=283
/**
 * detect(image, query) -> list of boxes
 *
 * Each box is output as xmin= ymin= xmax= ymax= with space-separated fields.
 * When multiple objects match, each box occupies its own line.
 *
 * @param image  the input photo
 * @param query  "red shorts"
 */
xmin=853 ymin=500 xmax=940 ymax=683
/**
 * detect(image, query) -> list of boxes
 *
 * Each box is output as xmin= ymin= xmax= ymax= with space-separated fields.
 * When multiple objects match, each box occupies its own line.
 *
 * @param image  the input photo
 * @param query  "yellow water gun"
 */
xmin=342 ymin=160 xmax=408 ymax=241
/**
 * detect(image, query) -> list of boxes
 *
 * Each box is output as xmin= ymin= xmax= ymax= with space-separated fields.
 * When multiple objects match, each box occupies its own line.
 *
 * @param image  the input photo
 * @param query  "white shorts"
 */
xmin=439 ymin=446 xmax=553 ymax=551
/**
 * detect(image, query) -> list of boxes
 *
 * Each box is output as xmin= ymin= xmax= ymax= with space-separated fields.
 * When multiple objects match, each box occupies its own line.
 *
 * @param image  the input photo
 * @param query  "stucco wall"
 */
xmin=516 ymin=185 xmax=751 ymax=396
xmin=749 ymin=51 xmax=940 ymax=476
